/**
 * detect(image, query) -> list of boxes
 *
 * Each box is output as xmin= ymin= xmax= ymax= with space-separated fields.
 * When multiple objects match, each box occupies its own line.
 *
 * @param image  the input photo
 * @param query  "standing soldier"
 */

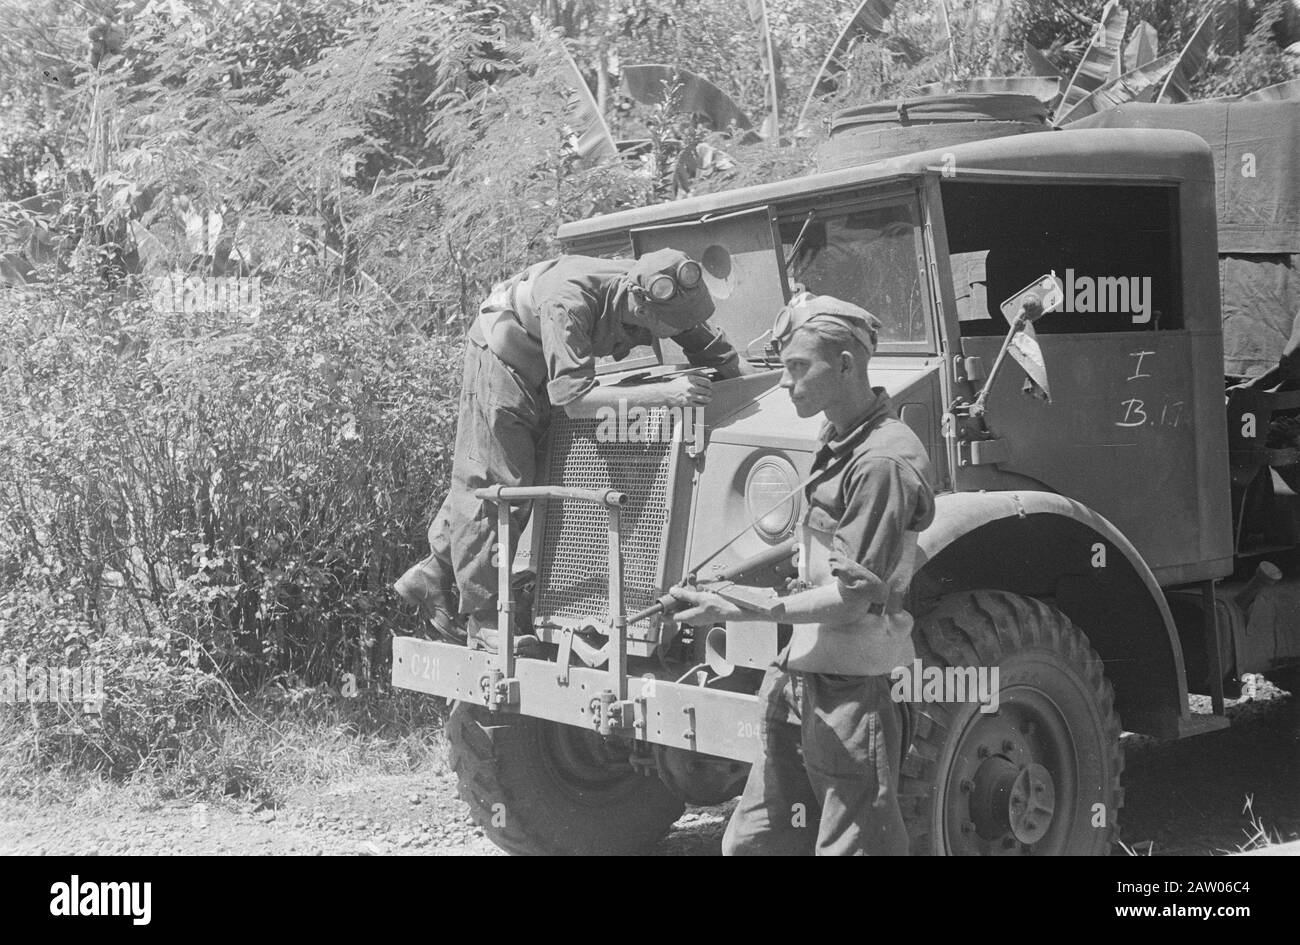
xmin=671 ymin=293 xmax=936 ymax=856
xmin=396 ymin=249 xmax=749 ymax=652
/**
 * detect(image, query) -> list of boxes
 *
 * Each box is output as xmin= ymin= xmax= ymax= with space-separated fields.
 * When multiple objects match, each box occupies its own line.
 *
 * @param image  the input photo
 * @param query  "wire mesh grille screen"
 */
xmin=534 ymin=410 xmax=679 ymax=630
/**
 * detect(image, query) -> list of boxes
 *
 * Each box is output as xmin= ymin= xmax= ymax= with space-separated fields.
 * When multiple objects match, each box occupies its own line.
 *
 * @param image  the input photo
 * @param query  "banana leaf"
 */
xmin=0 ymin=253 xmax=32 ymax=285
xmin=130 ymin=220 xmax=169 ymax=272
xmin=558 ymin=45 xmax=617 ymax=163
xmin=622 ymin=65 xmax=751 ymax=130
xmin=1124 ymin=19 xmax=1158 ymax=71
xmin=1055 ymin=0 xmax=1129 ymax=123
xmin=1057 ymin=51 xmax=1178 ymax=124
xmin=795 ymin=0 xmax=900 ymax=133
xmin=1023 ymin=41 xmax=1065 ymax=79
xmin=1156 ymin=12 xmax=1214 ymax=104
xmin=1240 ymin=77 xmax=1300 ymax=102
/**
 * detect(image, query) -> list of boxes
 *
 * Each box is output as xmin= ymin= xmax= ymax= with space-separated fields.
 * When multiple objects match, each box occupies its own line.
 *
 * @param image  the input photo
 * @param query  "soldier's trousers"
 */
xmin=398 ymin=336 xmax=550 ymax=624
xmin=722 ymin=664 xmax=912 ymax=856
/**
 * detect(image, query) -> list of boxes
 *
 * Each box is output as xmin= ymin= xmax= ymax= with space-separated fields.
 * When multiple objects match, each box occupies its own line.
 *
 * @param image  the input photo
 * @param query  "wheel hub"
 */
xmin=969 ymin=756 xmax=1055 ymax=843
xmin=1007 ymin=763 xmax=1056 ymax=844
xmin=968 ymin=755 xmax=1017 ymax=837
xmin=948 ymin=699 xmax=1072 ymax=853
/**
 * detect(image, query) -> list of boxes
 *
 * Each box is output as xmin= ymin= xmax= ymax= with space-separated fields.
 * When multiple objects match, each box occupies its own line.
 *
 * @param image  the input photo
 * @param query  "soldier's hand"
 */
xmin=661 ymin=373 xmax=712 ymax=408
xmin=669 ymin=586 xmax=742 ymax=625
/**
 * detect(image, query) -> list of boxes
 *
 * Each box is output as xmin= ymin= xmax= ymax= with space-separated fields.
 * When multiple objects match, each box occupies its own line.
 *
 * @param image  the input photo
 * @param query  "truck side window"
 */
xmin=942 ymin=182 xmax=1181 ymax=335
xmin=780 ymin=202 xmax=932 ymax=351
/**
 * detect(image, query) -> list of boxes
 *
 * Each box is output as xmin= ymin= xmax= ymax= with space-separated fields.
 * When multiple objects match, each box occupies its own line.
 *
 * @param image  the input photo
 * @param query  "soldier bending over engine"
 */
xmin=396 ymin=250 xmax=748 ymax=652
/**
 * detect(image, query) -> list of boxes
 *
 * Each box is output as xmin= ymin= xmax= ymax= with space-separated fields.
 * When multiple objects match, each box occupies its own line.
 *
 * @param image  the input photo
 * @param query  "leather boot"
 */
xmin=394 ymin=570 xmax=465 ymax=644
xmin=467 ymin=616 xmax=541 ymax=655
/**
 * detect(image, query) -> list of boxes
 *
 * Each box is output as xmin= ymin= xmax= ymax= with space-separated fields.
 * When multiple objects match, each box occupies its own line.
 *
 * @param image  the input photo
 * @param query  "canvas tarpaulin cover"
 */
xmin=1071 ymin=101 xmax=1300 ymax=375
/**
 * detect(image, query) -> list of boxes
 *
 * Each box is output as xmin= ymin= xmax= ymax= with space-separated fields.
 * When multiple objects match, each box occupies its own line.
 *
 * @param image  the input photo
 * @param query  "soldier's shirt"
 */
xmin=782 ymin=388 xmax=936 ymax=675
xmin=471 ymin=254 xmax=740 ymax=406
xmin=807 ymin=388 xmax=935 ymax=604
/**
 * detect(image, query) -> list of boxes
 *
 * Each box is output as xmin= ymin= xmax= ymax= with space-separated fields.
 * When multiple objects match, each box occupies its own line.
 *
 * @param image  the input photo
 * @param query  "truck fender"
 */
xmin=914 ymin=491 xmax=1191 ymax=739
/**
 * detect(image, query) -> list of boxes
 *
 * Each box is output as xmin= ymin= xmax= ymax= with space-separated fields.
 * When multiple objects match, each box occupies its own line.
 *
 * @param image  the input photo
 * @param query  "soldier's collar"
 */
xmin=818 ymin=388 xmax=892 ymax=455
xmin=605 ymin=270 xmax=632 ymax=325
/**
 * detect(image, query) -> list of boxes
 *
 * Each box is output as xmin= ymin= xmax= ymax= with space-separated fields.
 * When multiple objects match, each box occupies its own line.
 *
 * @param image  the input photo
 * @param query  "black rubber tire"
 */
xmin=899 ymin=590 xmax=1124 ymax=855
xmin=447 ymin=702 xmax=685 ymax=855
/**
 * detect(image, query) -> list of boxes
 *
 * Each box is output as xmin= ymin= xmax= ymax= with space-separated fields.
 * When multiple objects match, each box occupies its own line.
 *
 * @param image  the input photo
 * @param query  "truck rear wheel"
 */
xmin=900 ymin=590 xmax=1123 ymax=855
xmin=447 ymin=702 xmax=685 ymax=855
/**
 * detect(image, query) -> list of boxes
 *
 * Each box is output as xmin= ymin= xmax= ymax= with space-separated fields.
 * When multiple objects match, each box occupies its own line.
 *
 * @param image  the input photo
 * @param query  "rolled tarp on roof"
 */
xmin=819 ymin=94 xmax=1052 ymax=171
xmin=829 ymin=93 xmax=1049 ymax=131
xmin=1069 ymin=101 xmax=1300 ymax=255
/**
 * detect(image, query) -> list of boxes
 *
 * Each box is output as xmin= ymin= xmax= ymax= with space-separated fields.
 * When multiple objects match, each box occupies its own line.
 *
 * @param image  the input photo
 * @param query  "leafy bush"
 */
xmin=0 ymin=570 xmax=443 ymax=800
xmin=0 ymin=563 xmax=218 ymax=786
xmin=0 ymin=262 xmax=458 ymax=693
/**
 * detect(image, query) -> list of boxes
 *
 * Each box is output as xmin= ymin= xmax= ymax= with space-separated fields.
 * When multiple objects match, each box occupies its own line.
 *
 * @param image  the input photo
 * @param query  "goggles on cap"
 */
xmin=645 ymin=259 xmax=704 ymax=302
xmin=771 ymin=294 xmax=878 ymax=354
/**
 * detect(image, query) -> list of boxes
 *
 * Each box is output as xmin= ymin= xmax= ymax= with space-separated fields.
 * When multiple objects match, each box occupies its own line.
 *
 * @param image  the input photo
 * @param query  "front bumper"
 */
xmin=391 ymin=482 xmax=759 ymax=764
xmin=392 ymin=636 xmax=759 ymax=764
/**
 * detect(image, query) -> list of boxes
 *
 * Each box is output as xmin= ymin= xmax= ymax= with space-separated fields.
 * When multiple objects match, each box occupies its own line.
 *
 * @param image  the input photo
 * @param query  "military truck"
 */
xmin=392 ymin=92 xmax=1300 ymax=855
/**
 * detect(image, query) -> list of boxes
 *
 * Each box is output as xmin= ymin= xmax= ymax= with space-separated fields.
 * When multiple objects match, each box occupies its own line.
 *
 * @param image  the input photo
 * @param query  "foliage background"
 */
xmin=0 ymin=0 xmax=1297 ymax=794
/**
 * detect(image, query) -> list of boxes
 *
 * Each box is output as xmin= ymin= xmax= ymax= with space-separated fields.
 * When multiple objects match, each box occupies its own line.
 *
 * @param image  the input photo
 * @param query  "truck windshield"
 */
xmin=780 ymin=201 xmax=932 ymax=353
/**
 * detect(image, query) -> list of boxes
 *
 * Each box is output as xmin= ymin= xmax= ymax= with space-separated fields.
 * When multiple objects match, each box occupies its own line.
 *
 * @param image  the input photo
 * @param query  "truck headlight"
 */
xmin=745 ymin=457 xmax=800 ymax=543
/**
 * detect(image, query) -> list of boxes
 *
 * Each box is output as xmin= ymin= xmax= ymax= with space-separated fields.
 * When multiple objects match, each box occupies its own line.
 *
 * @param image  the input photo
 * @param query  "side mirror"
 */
xmin=971 ymin=272 xmax=1062 ymax=418
xmin=999 ymin=271 xmax=1063 ymax=326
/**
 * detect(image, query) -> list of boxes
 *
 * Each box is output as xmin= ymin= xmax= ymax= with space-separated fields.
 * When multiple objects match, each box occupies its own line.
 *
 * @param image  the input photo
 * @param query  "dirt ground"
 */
xmin=1117 ymin=681 xmax=1299 ymax=855
xmin=1 ymin=681 xmax=1295 ymax=856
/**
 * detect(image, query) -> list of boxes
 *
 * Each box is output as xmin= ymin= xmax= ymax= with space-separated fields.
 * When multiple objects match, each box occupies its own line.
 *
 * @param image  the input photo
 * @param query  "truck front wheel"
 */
xmin=900 ymin=590 xmax=1124 ymax=855
xmin=447 ymin=703 xmax=685 ymax=855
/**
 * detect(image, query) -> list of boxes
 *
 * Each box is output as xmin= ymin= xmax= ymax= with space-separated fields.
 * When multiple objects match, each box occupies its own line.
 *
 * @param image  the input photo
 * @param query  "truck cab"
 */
xmin=394 ymin=94 xmax=1300 ymax=856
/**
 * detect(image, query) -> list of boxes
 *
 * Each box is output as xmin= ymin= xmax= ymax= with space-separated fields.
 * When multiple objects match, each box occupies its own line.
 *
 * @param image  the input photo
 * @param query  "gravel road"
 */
xmin=1 ymin=682 xmax=1294 ymax=856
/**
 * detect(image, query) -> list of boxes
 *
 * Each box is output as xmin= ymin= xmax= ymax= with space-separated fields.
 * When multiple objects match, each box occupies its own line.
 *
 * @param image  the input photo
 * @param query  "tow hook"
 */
xmin=591 ymin=691 xmax=642 ymax=737
xmin=479 ymin=668 xmax=520 ymax=710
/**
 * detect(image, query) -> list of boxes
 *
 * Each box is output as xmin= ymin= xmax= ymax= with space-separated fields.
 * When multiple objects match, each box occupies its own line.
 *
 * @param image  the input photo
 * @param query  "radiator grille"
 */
xmin=534 ymin=411 xmax=678 ymax=630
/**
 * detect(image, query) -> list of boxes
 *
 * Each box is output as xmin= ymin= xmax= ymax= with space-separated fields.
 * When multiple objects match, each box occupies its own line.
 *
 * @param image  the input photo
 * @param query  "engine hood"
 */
xmin=710 ymin=357 xmax=942 ymax=450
